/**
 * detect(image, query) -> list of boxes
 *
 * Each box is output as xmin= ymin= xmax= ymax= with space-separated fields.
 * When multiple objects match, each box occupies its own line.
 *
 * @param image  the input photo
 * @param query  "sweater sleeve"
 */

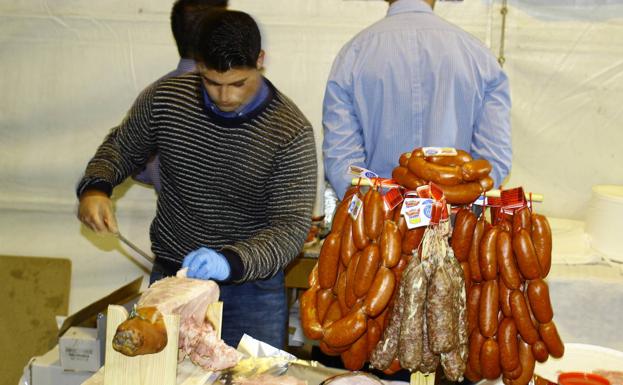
xmin=76 ymin=84 xmax=158 ymax=197
xmin=221 ymin=120 xmax=318 ymax=282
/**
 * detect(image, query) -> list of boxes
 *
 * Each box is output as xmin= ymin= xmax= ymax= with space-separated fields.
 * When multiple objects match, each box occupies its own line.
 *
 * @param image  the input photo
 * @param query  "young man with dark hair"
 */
xmin=76 ymin=10 xmax=317 ymax=349
xmin=133 ymin=0 xmax=228 ymax=192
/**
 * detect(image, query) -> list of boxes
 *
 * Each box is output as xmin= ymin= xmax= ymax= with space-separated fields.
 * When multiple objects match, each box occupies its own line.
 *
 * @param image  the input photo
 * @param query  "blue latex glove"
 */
xmin=182 ymin=247 xmax=231 ymax=281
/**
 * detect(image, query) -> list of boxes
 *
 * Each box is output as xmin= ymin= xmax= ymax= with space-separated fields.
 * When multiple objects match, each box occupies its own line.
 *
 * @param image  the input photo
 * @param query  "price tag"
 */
xmin=347 ymin=194 xmax=363 ymax=220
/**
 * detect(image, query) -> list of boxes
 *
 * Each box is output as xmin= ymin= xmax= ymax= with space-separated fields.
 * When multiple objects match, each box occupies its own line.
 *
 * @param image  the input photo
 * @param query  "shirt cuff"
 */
xmin=220 ymin=248 xmax=244 ymax=282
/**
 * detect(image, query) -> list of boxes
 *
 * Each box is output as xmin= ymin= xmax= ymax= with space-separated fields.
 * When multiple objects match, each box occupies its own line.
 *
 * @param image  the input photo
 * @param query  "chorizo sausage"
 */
xmin=499 ymin=279 xmax=514 ymax=317
xmin=479 ymin=176 xmax=494 ymax=192
xmin=399 ymin=152 xmax=411 ymax=167
xmin=364 ymin=189 xmax=385 ymax=240
xmin=352 ymin=196 xmax=370 ymax=250
xmin=317 ymin=288 xmax=335 ymax=324
xmin=300 ymin=281 xmax=324 ymax=340
xmin=380 ymin=220 xmax=402 ymax=268
xmin=341 ymin=331 xmax=368 ymax=371
xmin=427 ymin=149 xmax=472 ymax=166
xmin=318 ymin=232 xmax=341 ymax=289
xmin=340 ymin=218 xmax=357 ymax=267
xmin=504 ymin=339 xmax=535 ymax=385
xmin=428 ymin=263 xmax=459 ymax=353
xmin=467 ymin=283 xmax=482 ymax=335
xmin=499 ymin=219 xmax=513 ymax=234
xmin=451 ymin=208 xmax=477 ymax=262
xmin=345 ymin=251 xmax=361 ymax=308
xmin=402 ymin=227 xmax=425 ymax=255
xmin=439 ymin=182 xmax=483 ymax=205
xmin=323 ymin=307 xmax=367 ymax=348
xmin=392 ymin=166 xmax=426 ymax=190
xmin=336 ymin=271 xmax=349 ymax=315
xmin=479 ymin=279 xmax=499 ymax=338
xmin=480 ymin=338 xmax=502 ymax=380
xmin=322 ymin=300 xmax=343 ymax=328
xmin=499 ymin=317 xmax=520 ymax=372
xmin=531 ymin=214 xmax=553 ymax=277
xmin=468 ymin=328 xmax=486 ymax=375
xmin=513 ymin=207 xmax=532 ymax=234
xmin=538 ymin=321 xmax=564 ymax=358
xmin=364 ymin=266 xmax=396 ymax=317
xmin=510 ymin=289 xmax=539 ymax=344
xmin=354 ymin=244 xmax=381 ymax=298
xmin=332 ymin=198 xmax=351 ymax=234
xmin=480 ymin=226 xmax=500 ymax=281
xmin=532 ymin=340 xmax=549 ymax=363
xmin=513 ymin=229 xmax=543 ymax=280
xmin=498 ymin=230 xmax=522 ymax=289
xmin=398 ymin=260 xmax=426 ymax=370
xmin=461 ymin=261 xmax=472 ymax=293
xmin=367 ymin=318 xmax=382 ymax=356
xmin=462 ymin=159 xmax=492 ymax=182
xmin=408 ymin=156 xmax=463 ymax=185
xmin=319 ymin=340 xmax=348 ymax=356
xmin=469 ymin=218 xmax=487 ymax=282
xmin=527 ymin=279 xmax=554 ymax=324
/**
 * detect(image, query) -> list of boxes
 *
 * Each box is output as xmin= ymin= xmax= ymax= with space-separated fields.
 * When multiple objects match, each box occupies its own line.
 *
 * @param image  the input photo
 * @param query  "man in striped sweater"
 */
xmin=76 ymin=10 xmax=317 ymax=349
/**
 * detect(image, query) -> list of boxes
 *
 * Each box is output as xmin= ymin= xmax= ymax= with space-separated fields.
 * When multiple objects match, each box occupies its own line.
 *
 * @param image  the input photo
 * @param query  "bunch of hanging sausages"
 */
xmin=392 ymin=148 xmax=494 ymax=204
xmin=454 ymin=206 xmax=564 ymax=385
xmin=300 ymin=186 xmax=416 ymax=372
xmin=300 ymin=184 xmax=471 ymax=380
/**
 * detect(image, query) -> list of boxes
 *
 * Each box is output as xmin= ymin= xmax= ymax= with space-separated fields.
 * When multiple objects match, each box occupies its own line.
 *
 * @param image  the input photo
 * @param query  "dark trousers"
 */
xmin=150 ymin=268 xmax=287 ymax=349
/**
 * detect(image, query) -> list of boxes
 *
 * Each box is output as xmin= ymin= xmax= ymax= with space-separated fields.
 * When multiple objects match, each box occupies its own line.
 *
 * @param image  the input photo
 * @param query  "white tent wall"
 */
xmin=1 ymin=0 xmax=622 ymax=312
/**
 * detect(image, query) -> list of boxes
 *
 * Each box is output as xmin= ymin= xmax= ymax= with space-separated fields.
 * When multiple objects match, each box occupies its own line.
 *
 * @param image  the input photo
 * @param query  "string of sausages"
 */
xmin=392 ymin=148 xmax=494 ymax=204
xmin=455 ymin=206 xmax=565 ymax=385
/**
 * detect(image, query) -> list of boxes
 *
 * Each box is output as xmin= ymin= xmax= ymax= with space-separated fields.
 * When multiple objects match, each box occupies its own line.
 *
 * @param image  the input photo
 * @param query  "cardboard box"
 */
xmin=59 ymin=327 xmax=101 ymax=372
xmin=30 ymin=346 xmax=93 ymax=385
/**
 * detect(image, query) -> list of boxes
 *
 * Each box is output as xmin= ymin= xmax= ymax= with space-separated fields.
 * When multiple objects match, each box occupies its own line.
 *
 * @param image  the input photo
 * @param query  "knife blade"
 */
xmin=115 ymin=232 xmax=155 ymax=264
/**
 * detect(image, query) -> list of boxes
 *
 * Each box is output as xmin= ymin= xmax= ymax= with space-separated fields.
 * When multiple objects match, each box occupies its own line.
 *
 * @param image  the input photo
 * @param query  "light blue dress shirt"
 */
xmin=322 ymin=0 xmax=511 ymax=199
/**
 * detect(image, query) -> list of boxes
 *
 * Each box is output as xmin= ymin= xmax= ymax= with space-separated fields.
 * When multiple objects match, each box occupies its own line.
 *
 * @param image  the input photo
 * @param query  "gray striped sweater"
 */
xmin=77 ymin=73 xmax=317 ymax=282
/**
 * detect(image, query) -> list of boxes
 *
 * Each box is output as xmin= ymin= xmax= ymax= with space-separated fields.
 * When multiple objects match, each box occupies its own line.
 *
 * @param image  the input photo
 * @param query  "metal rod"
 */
xmin=115 ymin=232 xmax=155 ymax=264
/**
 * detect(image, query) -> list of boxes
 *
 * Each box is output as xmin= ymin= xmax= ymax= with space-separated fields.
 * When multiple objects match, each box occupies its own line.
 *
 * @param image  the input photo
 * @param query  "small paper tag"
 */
xmin=348 ymin=165 xmax=379 ymax=180
xmin=422 ymin=147 xmax=458 ymax=157
xmin=402 ymin=197 xmax=434 ymax=229
xmin=473 ymin=195 xmax=487 ymax=206
xmin=347 ymin=194 xmax=363 ymax=220
xmin=383 ymin=188 xmax=404 ymax=211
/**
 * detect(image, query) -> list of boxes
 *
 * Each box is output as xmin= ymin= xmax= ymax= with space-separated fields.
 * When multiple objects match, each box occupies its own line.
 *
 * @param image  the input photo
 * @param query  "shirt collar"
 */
xmin=176 ymin=58 xmax=197 ymax=74
xmin=387 ymin=0 xmax=434 ymax=17
xmin=202 ymin=77 xmax=271 ymax=119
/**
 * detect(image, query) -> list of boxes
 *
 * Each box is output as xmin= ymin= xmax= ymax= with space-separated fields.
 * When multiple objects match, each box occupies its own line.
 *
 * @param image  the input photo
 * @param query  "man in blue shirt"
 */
xmin=133 ymin=0 xmax=228 ymax=192
xmin=322 ymin=0 xmax=511 ymax=199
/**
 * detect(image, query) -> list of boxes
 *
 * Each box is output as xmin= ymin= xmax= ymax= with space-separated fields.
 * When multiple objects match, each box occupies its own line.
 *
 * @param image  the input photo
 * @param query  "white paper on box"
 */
xmin=59 ymin=326 xmax=101 ymax=372
xmin=30 ymin=346 xmax=93 ymax=385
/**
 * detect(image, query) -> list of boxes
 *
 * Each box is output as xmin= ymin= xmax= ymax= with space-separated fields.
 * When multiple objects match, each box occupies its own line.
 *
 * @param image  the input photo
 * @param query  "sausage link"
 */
xmin=392 ymin=166 xmax=426 ymax=190
xmin=341 ymin=331 xmax=368 ymax=371
xmin=451 ymin=208 xmax=478 ymax=262
xmin=367 ymin=319 xmax=382 ymax=356
xmin=503 ymin=339 xmax=535 ymax=385
xmin=317 ymin=288 xmax=335 ymax=324
xmin=426 ymin=149 xmax=472 ymax=166
xmin=318 ymin=232 xmax=342 ymax=289
xmin=510 ymin=289 xmax=539 ymax=344
xmin=332 ymin=198 xmax=351 ymax=234
xmin=300 ymin=280 xmax=324 ymax=340
xmin=480 ymin=338 xmax=502 ymax=380
xmin=419 ymin=307 xmax=440 ymax=374
xmin=498 ymin=231 xmax=522 ymax=289
xmin=440 ymin=182 xmax=484 ymax=205
xmin=499 ymin=279 xmax=514 ymax=317
xmin=354 ymin=244 xmax=381 ymax=298
xmin=513 ymin=229 xmax=543 ymax=280
xmin=364 ymin=189 xmax=384 ymax=241
xmin=323 ymin=307 xmax=368 ymax=348
xmin=345 ymin=252 xmax=361 ymax=308
xmin=408 ymin=156 xmax=463 ymax=186
xmin=319 ymin=340 xmax=349 ymax=356
xmin=479 ymin=279 xmax=499 ymax=338
xmin=460 ymin=261 xmax=472 ymax=293
xmin=499 ymin=317 xmax=520 ymax=372
xmin=336 ymin=271 xmax=349 ymax=315
xmin=462 ymin=159 xmax=492 ymax=182
xmin=527 ymin=279 xmax=554 ymax=324
xmin=364 ymin=266 xmax=396 ymax=317
xmin=340 ymin=218 xmax=357 ymax=267
xmin=512 ymin=207 xmax=532 ymax=234
xmin=538 ymin=321 xmax=564 ymax=358
xmin=380 ymin=220 xmax=402 ymax=268
xmin=469 ymin=218 xmax=487 ymax=282
xmin=399 ymin=152 xmax=411 ymax=167
xmin=532 ymin=340 xmax=549 ymax=363
xmin=467 ymin=283 xmax=482 ymax=336
xmin=479 ymin=227 xmax=500 ymax=281
xmin=428 ymin=264 xmax=459 ymax=353
xmin=504 ymin=362 xmax=524 ymax=381
xmin=322 ymin=300 xmax=343 ymax=328
xmin=468 ymin=328 xmax=486 ymax=375
xmin=479 ymin=176 xmax=495 ymax=192
xmin=352 ymin=196 xmax=371 ymax=250
xmin=398 ymin=261 xmax=426 ymax=370
xmin=402 ymin=227 xmax=425 ymax=255
xmin=531 ymin=214 xmax=553 ymax=277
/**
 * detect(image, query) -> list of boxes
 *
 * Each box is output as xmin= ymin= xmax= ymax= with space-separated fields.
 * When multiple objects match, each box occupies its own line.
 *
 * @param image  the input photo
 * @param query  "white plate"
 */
xmin=478 ymin=343 xmax=623 ymax=385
